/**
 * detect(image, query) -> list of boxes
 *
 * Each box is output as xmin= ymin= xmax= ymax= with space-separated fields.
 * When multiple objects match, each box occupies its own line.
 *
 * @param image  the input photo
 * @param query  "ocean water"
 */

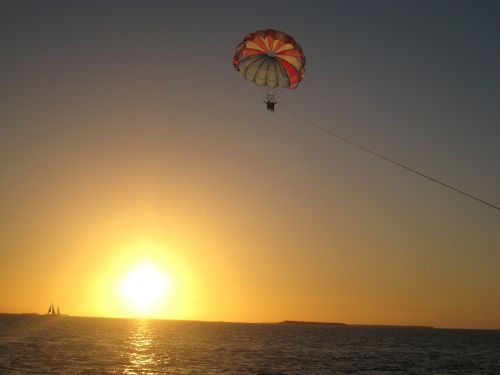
xmin=0 ymin=315 xmax=499 ymax=374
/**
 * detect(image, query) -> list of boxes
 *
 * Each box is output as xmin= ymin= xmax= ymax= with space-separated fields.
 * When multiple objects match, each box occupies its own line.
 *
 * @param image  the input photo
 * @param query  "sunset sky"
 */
xmin=1 ymin=1 xmax=499 ymax=329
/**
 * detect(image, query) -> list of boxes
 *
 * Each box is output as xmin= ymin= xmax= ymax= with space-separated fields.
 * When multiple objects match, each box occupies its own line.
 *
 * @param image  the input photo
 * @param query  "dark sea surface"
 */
xmin=0 ymin=315 xmax=499 ymax=374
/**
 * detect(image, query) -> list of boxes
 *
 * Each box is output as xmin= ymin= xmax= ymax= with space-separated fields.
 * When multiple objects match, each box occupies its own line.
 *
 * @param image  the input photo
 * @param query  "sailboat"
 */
xmin=46 ymin=302 xmax=61 ymax=316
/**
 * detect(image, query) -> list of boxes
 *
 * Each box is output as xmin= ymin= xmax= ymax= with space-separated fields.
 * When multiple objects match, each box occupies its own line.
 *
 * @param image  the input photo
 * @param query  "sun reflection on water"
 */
xmin=123 ymin=320 xmax=170 ymax=375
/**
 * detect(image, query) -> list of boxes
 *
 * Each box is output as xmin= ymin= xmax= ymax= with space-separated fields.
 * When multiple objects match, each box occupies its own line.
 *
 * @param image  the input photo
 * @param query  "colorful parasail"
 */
xmin=233 ymin=29 xmax=306 ymax=90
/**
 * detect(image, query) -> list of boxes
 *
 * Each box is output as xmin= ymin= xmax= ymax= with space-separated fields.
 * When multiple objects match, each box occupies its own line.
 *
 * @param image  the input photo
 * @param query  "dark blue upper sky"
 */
xmin=2 ymin=0 xmax=499 ymax=200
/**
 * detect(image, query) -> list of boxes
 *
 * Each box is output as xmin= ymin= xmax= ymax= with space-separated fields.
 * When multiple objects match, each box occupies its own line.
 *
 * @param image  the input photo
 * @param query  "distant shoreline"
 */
xmin=279 ymin=320 xmax=434 ymax=329
xmin=279 ymin=320 xmax=348 ymax=327
xmin=2 ymin=313 xmax=499 ymax=331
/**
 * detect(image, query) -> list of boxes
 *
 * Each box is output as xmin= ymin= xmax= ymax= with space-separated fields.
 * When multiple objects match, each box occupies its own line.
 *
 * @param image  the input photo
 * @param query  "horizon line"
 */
xmin=1 ymin=312 xmax=499 ymax=331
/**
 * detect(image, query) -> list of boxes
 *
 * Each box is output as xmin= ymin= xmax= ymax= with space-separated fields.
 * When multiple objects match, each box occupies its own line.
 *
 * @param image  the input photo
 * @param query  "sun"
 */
xmin=119 ymin=261 xmax=172 ymax=315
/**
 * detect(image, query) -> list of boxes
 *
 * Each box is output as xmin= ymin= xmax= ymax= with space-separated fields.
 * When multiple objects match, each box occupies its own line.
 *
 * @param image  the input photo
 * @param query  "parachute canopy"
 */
xmin=233 ymin=29 xmax=305 ymax=90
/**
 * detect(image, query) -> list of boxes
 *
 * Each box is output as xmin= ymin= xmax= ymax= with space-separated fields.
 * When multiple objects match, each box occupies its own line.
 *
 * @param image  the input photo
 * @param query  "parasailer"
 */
xmin=264 ymin=93 xmax=277 ymax=112
xmin=233 ymin=29 xmax=305 ymax=112
xmin=232 ymin=33 xmax=500 ymax=213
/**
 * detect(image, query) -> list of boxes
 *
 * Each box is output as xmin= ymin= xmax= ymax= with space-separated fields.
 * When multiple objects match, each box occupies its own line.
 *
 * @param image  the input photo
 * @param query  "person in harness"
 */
xmin=264 ymin=93 xmax=277 ymax=112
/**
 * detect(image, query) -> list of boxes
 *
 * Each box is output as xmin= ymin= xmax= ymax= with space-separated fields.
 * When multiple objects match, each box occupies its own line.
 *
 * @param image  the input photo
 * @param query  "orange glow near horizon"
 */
xmin=1 ymin=3 xmax=499 ymax=330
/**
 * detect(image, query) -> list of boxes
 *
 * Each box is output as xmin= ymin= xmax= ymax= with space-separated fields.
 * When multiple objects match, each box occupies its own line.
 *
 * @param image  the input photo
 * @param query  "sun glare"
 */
xmin=119 ymin=262 xmax=172 ymax=315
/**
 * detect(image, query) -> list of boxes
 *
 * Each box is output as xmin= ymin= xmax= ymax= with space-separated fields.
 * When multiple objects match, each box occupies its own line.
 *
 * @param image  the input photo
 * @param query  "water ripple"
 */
xmin=0 ymin=316 xmax=499 ymax=374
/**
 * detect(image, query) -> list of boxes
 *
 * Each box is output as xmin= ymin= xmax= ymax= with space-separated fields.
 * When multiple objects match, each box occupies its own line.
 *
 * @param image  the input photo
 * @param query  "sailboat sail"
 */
xmin=46 ymin=302 xmax=62 ymax=315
